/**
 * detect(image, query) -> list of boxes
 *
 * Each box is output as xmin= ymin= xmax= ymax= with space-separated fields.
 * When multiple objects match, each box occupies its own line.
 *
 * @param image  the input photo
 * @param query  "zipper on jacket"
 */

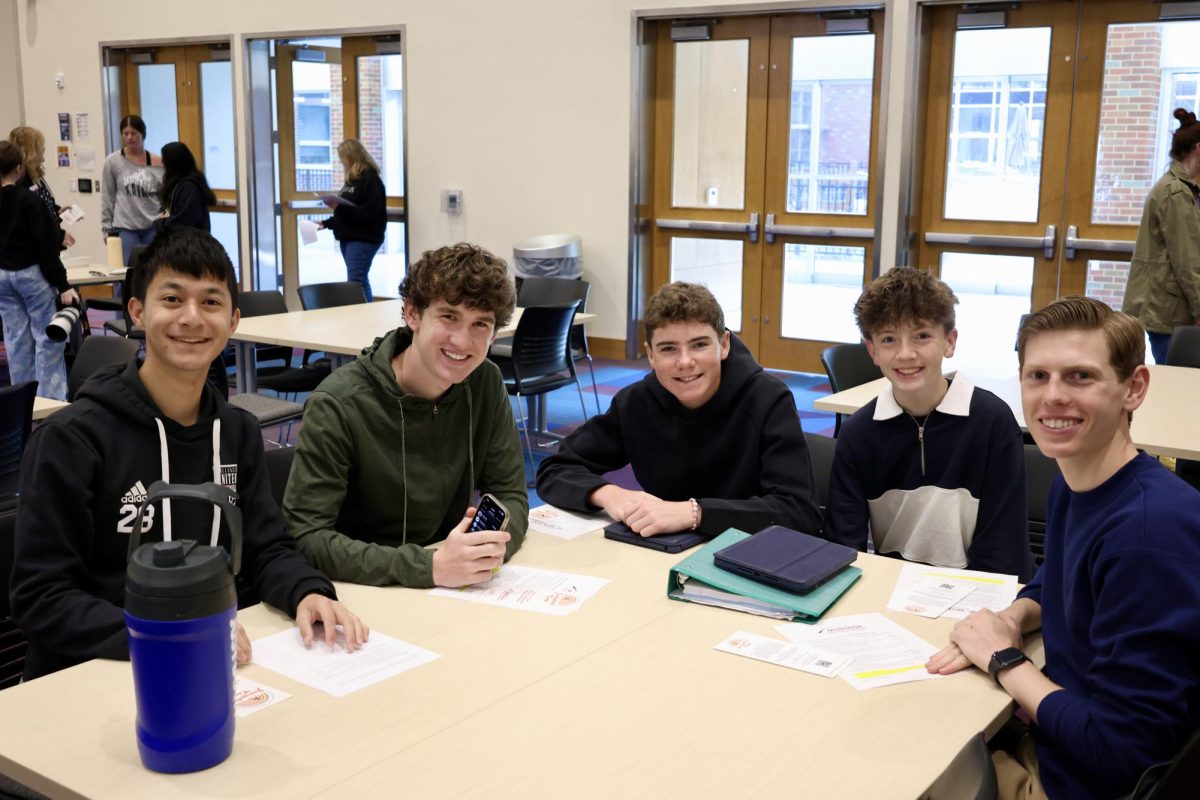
xmin=432 ymin=404 xmax=438 ymax=416
xmin=908 ymin=413 xmax=929 ymax=475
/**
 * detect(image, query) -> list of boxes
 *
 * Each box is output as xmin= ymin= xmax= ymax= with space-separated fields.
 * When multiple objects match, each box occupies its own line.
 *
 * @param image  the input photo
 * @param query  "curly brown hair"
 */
xmin=854 ymin=267 xmax=957 ymax=339
xmin=1169 ymin=107 xmax=1200 ymax=161
xmin=399 ymin=243 xmax=516 ymax=328
xmin=643 ymin=282 xmax=725 ymax=343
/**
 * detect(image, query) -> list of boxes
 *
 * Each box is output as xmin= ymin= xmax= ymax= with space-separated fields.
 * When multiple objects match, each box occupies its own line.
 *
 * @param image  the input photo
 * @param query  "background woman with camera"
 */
xmin=0 ymin=141 xmax=78 ymax=400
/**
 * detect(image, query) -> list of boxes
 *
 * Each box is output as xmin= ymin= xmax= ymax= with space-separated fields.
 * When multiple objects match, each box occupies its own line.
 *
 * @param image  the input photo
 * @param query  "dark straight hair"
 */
xmin=159 ymin=142 xmax=216 ymax=212
xmin=118 ymin=114 xmax=147 ymax=138
xmin=131 ymin=226 xmax=239 ymax=311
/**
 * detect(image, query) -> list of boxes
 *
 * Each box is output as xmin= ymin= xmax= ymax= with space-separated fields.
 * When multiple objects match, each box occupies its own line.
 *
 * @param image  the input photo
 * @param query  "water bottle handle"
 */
xmin=127 ymin=481 xmax=244 ymax=575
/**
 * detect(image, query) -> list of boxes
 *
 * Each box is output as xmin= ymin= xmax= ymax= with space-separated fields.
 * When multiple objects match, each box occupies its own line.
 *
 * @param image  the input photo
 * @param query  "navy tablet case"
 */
xmin=713 ymin=525 xmax=857 ymax=594
xmin=603 ymin=521 xmax=707 ymax=554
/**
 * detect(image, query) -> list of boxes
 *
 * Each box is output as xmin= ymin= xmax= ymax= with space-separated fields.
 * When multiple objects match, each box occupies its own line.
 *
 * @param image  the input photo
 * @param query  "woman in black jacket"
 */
xmin=8 ymin=126 xmax=73 ymax=250
xmin=156 ymin=141 xmax=216 ymax=233
xmin=318 ymin=139 xmax=386 ymax=301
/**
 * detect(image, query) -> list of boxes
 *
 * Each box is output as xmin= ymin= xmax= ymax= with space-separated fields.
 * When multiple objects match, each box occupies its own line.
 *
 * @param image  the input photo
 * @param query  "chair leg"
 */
xmin=574 ymin=381 xmax=589 ymax=426
xmin=512 ymin=392 xmax=537 ymax=487
xmin=583 ymin=355 xmax=601 ymax=415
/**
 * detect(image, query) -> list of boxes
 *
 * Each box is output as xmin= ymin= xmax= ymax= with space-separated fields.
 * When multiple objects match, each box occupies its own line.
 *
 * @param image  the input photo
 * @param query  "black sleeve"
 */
xmin=964 ymin=414 xmax=1032 ymax=581
xmin=334 ymin=170 xmax=385 ymax=229
xmin=26 ymin=193 xmax=68 ymax=293
xmin=535 ymin=403 xmax=631 ymax=512
xmin=161 ymin=182 xmax=208 ymax=231
xmin=234 ymin=414 xmax=336 ymax=615
xmin=824 ymin=417 xmax=871 ymax=550
xmin=9 ymin=423 xmax=130 ymax=668
xmin=696 ymin=390 xmax=822 ymax=536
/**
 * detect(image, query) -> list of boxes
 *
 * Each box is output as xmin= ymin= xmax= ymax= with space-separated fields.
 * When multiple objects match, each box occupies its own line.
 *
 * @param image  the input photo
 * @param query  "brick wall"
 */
xmin=1092 ymin=27 xmax=1162 ymax=226
xmin=357 ymin=57 xmax=385 ymax=169
xmin=1085 ymin=260 xmax=1130 ymax=311
xmin=820 ymin=82 xmax=872 ymax=169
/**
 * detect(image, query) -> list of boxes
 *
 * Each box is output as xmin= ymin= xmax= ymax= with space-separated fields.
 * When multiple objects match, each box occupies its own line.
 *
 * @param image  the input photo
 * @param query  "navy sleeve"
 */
xmin=161 ymin=182 xmax=208 ymax=231
xmin=1036 ymin=548 xmax=1200 ymax=789
xmin=824 ymin=415 xmax=871 ymax=550
xmin=697 ymin=390 xmax=821 ymax=536
xmin=9 ymin=423 xmax=130 ymax=666
xmin=535 ymin=401 xmax=630 ymax=512
xmin=964 ymin=411 xmax=1032 ymax=580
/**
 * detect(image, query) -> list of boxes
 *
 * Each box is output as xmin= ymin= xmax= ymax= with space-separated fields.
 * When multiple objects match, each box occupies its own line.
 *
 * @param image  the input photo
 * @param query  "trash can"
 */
xmin=512 ymin=234 xmax=582 ymax=280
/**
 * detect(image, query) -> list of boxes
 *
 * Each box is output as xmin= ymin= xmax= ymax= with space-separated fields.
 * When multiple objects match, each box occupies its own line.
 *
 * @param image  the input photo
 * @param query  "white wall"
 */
xmin=0 ymin=0 xmax=24 ymax=134
xmin=12 ymin=0 xmax=916 ymax=343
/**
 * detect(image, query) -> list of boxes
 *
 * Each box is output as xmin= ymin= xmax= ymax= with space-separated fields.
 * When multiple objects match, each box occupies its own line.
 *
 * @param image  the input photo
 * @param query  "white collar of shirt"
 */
xmin=874 ymin=371 xmax=975 ymax=421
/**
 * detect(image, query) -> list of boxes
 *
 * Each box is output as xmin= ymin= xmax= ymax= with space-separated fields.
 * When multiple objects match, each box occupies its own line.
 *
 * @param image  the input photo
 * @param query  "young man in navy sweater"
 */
xmin=825 ymin=267 xmax=1031 ymax=578
xmin=928 ymin=297 xmax=1200 ymax=800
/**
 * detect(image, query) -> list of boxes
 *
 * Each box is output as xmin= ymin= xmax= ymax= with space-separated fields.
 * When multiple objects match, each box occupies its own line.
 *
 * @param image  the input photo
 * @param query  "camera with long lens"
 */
xmin=46 ymin=300 xmax=86 ymax=343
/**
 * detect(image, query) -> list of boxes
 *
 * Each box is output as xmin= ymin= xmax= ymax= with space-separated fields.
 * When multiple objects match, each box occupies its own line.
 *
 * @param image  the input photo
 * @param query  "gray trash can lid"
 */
xmin=513 ymin=234 xmax=581 ymax=260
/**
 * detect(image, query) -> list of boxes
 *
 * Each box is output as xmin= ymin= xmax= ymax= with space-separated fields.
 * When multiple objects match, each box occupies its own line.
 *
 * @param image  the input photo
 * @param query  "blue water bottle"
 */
xmin=124 ymin=481 xmax=243 ymax=774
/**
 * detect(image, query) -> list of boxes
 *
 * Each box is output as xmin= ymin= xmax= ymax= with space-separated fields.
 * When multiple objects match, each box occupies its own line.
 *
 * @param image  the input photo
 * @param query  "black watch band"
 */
xmin=988 ymin=647 xmax=1029 ymax=686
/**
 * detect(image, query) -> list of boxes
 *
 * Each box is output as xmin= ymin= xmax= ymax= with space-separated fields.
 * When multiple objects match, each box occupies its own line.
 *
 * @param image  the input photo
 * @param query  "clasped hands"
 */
xmin=590 ymin=485 xmax=695 ymax=538
xmin=926 ymin=608 xmax=1022 ymax=675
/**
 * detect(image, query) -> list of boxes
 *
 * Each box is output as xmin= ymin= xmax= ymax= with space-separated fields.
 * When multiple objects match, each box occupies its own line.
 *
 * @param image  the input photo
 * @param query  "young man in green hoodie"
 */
xmin=285 ymin=243 xmax=529 ymax=588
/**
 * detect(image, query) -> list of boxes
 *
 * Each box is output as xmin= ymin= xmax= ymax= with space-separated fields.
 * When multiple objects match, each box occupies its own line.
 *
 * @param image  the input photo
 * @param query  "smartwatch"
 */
xmin=988 ymin=647 xmax=1029 ymax=686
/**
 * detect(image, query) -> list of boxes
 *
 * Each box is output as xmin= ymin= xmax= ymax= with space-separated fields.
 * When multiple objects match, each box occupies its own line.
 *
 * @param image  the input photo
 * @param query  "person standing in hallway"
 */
xmin=156 ymin=142 xmax=215 ymax=233
xmin=1123 ymin=108 xmax=1200 ymax=365
xmin=318 ymin=139 xmax=386 ymax=302
xmin=100 ymin=114 xmax=163 ymax=265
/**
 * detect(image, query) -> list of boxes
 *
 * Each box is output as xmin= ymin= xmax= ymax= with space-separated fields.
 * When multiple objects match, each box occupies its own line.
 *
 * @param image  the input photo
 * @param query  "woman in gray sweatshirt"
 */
xmin=100 ymin=114 xmax=162 ymax=265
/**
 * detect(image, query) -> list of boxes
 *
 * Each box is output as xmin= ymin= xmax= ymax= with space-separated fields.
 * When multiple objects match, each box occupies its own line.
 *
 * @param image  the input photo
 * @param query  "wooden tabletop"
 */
xmin=32 ymin=397 xmax=70 ymax=421
xmin=229 ymin=301 xmax=595 ymax=355
xmin=66 ymin=265 xmax=127 ymax=286
xmin=0 ymin=529 xmax=1030 ymax=800
xmin=814 ymin=365 xmax=1200 ymax=460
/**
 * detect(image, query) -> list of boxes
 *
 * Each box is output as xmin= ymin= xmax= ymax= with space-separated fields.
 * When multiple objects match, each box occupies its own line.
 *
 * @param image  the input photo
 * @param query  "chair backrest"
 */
xmin=919 ymin=733 xmax=997 ymax=800
xmin=509 ymin=302 xmax=580 ymax=387
xmin=0 ymin=382 xmax=36 ymax=502
xmin=0 ymin=508 xmax=16 ymax=620
xmin=1165 ymin=326 xmax=1200 ymax=368
xmin=128 ymin=244 xmax=150 ymax=270
xmin=239 ymin=290 xmax=289 ymax=318
xmin=67 ymin=336 xmax=141 ymax=401
xmin=519 ymin=277 xmax=592 ymax=355
xmin=804 ymin=432 xmax=836 ymax=516
xmin=1024 ymin=443 xmax=1060 ymax=564
xmin=820 ymin=343 xmax=882 ymax=395
xmin=1130 ymin=726 xmax=1200 ymax=800
xmin=298 ymin=281 xmax=367 ymax=311
xmin=264 ymin=446 xmax=296 ymax=510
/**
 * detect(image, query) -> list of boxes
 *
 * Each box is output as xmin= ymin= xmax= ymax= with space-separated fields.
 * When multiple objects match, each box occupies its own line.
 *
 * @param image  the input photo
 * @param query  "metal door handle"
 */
xmin=763 ymin=213 xmax=874 ymax=244
xmin=924 ymin=225 xmax=1056 ymax=259
xmin=1064 ymin=225 xmax=1135 ymax=260
xmin=656 ymin=213 xmax=759 ymax=243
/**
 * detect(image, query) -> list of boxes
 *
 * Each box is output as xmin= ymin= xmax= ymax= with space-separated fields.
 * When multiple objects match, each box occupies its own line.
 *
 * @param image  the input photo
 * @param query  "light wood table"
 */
xmin=32 ymin=397 xmax=69 ymax=421
xmin=229 ymin=302 xmax=595 ymax=394
xmin=65 ymin=265 xmax=126 ymax=287
xmin=0 ymin=530 xmax=1030 ymax=799
xmin=814 ymin=365 xmax=1200 ymax=460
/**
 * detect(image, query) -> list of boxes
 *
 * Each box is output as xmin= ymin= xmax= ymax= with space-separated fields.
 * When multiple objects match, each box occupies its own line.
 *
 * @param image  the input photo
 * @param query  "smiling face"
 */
xmin=1020 ymin=328 xmax=1148 ymax=485
xmin=865 ymin=320 xmax=957 ymax=415
xmin=399 ymin=299 xmax=497 ymax=400
xmin=644 ymin=321 xmax=731 ymax=410
xmin=129 ymin=268 xmax=239 ymax=378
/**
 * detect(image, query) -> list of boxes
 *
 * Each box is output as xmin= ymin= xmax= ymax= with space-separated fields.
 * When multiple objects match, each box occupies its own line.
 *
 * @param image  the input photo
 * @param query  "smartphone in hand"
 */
xmin=468 ymin=493 xmax=510 ymax=533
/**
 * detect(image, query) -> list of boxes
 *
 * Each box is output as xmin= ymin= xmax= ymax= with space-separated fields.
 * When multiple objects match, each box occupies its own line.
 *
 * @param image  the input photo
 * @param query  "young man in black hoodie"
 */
xmin=536 ymin=282 xmax=820 ymax=537
xmin=9 ymin=227 xmax=368 ymax=681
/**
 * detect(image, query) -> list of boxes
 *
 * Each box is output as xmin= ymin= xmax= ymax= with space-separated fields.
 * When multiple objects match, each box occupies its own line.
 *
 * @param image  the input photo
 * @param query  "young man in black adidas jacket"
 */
xmin=9 ymin=228 xmax=367 ymax=681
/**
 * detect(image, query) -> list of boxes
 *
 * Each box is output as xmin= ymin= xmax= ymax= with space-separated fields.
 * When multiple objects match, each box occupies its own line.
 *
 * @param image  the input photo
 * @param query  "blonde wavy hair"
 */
xmin=8 ymin=126 xmax=46 ymax=182
xmin=337 ymin=139 xmax=381 ymax=181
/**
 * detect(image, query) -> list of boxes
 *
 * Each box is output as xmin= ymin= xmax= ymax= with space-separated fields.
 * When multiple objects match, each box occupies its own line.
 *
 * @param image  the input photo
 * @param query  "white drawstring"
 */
xmin=209 ymin=418 xmax=222 ymax=546
xmin=154 ymin=418 xmax=172 ymax=541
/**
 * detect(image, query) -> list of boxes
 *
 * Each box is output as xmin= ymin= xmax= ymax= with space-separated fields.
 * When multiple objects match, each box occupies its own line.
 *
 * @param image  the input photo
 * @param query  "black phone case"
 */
xmin=603 ymin=521 xmax=707 ymax=554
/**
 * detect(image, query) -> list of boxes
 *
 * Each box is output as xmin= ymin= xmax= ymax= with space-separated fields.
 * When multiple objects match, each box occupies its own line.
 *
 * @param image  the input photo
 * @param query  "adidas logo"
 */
xmin=121 ymin=480 xmax=149 ymax=505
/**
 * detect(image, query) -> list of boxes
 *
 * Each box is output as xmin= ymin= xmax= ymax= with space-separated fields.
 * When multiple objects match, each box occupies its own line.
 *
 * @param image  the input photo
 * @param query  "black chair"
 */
xmin=1 ymin=508 xmax=27 ymax=689
xmin=298 ymin=281 xmax=367 ymax=311
xmin=919 ymin=732 xmax=997 ymax=800
xmin=264 ymin=445 xmax=296 ymax=510
xmin=66 ymin=335 xmax=141 ymax=402
xmin=820 ymin=343 xmax=883 ymax=437
xmin=511 ymin=277 xmax=600 ymax=414
xmin=239 ymin=291 xmax=330 ymax=396
xmin=1125 ymin=726 xmax=1200 ymax=800
xmin=101 ymin=245 xmax=150 ymax=339
xmin=0 ymin=382 xmax=37 ymax=512
xmin=497 ymin=301 xmax=589 ymax=482
xmin=804 ymin=431 xmax=836 ymax=520
xmin=1024 ymin=443 xmax=1060 ymax=566
xmin=1164 ymin=328 xmax=1200 ymax=489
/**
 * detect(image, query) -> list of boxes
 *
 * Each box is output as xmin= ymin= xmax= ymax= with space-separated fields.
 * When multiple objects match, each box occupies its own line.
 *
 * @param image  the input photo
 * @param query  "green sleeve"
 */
xmin=1164 ymin=186 xmax=1200 ymax=321
xmin=478 ymin=376 xmax=529 ymax=562
xmin=284 ymin=391 xmax=436 ymax=587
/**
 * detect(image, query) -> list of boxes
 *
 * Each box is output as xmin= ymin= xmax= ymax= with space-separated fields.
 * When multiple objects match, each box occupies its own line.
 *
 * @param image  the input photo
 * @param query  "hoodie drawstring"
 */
xmin=209 ymin=418 xmax=222 ymax=546
xmin=153 ymin=416 xmax=222 ymax=544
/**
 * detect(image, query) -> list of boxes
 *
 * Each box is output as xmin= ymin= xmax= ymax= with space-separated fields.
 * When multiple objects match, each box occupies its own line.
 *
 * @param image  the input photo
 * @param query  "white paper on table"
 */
xmin=58 ymin=204 xmax=85 ymax=225
xmin=891 ymin=575 xmax=978 ymax=619
xmin=886 ymin=563 xmax=1020 ymax=619
xmin=429 ymin=564 xmax=608 ymax=616
xmin=252 ymin=629 xmax=440 ymax=698
xmin=776 ymin=613 xmax=942 ymax=690
xmin=233 ymin=677 xmax=292 ymax=717
xmin=299 ymin=219 xmax=319 ymax=245
xmin=527 ymin=504 xmax=609 ymax=540
xmin=714 ymin=631 xmax=851 ymax=678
